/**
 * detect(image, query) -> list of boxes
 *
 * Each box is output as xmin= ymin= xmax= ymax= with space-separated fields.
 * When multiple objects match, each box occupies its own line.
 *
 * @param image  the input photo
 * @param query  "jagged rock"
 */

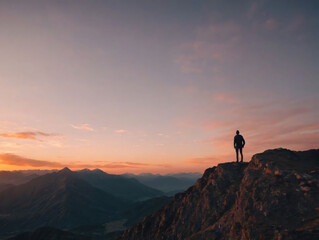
xmin=118 ymin=148 xmax=319 ymax=240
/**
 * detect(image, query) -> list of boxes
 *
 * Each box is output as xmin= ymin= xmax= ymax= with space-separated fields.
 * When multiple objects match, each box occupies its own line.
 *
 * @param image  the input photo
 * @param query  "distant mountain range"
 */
xmin=0 ymin=167 xmax=169 ymax=239
xmin=0 ymin=169 xmax=201 ymax=197
xmin=75 ymin=169 xmax=163 ymax=201
xmin=122 ymin=172 xmax=201 ymax=195
xmin=0 ymin=171 xmax=39 ymax=185
xmin=0 ymin=167 xmax=126 ymax=237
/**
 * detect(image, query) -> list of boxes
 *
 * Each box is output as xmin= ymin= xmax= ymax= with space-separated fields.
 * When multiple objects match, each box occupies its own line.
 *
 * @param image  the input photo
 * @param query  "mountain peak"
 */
xmin=92 ymin=168 xmax=107 ymax=174
xmin=119 ymin=148 xmax=319 ymax=240
xmin=58 ymin=167 xmax=72 ymax=174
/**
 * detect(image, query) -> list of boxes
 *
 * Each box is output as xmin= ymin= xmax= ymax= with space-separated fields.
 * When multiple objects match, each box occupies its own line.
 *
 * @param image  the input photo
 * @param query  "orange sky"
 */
xmin=0 ymin=0 xmax=318 ymax=174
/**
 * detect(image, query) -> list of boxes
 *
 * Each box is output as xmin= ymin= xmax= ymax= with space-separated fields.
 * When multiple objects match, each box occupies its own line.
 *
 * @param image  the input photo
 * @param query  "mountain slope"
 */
xmin=118 ymin=149 xmax=319 ymax=240
xmin=0 ymin=183 xmax=14 ymax=192
xmin=71 ymin=196 xmax=171 ymax=239
xmin=0 ymin=168 xmax=126 ymax=237
xmin=126 ymin=174 xmax=199 ymax=195
xmin=0 ymin=171 xmax=39 ymax=185
xmin=76 ymin=169 xmax=163 ymax=201
xmin=122 ymin=172 xmax=201 ymax=195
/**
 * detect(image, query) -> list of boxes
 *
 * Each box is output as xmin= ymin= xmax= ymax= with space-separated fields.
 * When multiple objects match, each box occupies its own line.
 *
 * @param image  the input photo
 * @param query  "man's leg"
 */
xmin=236 ymin=148 xmax=239 ymax=162
xmin=240 ymin=148 xmax=243 ymax=162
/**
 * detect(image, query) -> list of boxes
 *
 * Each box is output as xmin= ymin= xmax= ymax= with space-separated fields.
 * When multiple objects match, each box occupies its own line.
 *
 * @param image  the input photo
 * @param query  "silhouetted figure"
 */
xmin=234 ymin=130 xmax=245 ymax=163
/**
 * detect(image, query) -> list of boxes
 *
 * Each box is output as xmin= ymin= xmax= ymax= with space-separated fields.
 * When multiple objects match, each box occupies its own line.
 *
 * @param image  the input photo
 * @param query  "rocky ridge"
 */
xmin=118 ymin=148 xmax=319 ymax=240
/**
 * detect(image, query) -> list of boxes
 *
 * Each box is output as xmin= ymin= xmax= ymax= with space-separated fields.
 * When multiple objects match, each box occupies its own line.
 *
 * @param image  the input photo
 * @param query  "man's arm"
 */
xmin=234 ymin=136 xmax=236 ymax=148
xmin=242 ymin=137 xmax=245 ymax=147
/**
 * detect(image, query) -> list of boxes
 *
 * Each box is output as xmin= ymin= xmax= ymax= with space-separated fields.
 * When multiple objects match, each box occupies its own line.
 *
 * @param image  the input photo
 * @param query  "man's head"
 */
xmin=236 ymin=130 xmax=239 ymax=135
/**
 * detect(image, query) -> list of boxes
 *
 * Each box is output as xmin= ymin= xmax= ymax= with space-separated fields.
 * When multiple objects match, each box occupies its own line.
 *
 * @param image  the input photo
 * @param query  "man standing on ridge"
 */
xmin=234 ymin=130 xmax=245 ymax=163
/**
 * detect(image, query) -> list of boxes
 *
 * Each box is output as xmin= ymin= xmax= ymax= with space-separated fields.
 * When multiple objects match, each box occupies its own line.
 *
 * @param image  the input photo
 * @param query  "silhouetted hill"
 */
xmin=0 ymin=167 xmax=127 ymax=238
xmin=119 ymin=149 xmax=319 ymax=240
xmin=76 ymin=169 xmax=163 ymax=201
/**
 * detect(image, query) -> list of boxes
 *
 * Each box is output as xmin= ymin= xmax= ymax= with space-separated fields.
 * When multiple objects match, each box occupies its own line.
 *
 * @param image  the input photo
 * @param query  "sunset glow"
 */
xmin=0 ymin=0 xmax=318 ymax=174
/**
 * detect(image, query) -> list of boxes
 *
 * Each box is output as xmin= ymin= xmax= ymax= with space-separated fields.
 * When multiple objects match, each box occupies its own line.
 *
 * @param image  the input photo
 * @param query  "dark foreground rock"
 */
xmin=118 ymin=149 xmax=319 ymax=240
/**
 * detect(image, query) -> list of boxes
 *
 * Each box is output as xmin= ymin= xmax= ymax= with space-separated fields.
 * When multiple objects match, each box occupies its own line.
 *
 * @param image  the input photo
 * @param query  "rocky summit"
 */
xmin=118 ymin=148 xmax=319 ymax=240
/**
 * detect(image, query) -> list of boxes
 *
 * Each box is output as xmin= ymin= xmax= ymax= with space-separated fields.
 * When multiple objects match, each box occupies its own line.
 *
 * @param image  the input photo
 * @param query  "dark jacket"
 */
xmin=234 ymin=134 xmax=245 ymax=148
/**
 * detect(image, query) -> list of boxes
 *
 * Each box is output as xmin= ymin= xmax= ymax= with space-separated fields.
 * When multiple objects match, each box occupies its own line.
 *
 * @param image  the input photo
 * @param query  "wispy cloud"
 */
xmin=0 ymin=121 xmax=20 ymax=129
xmin=0 ymin=153 xmax=153 ymax=170
xmin=0 ymin=153 xmax=64 ymax=167
xmin=115 ymin=129 xmax=127 ymax=133
xmin=201 ymin=99 xmax=318 ymax=154
xmin=71 ymin=124 xmax=94 ymax=131
xmin=70 ymin=161 xmax=149 ymax=169
xmin=175 ymin=21 xmax=242 ymax=73
xmin=177 ymin=89 xmax=318 ymax=168
xmin=0 ymin=142 xmax=21 ymax=148
xmin=0 ymin=131 xmax=60 ymax=141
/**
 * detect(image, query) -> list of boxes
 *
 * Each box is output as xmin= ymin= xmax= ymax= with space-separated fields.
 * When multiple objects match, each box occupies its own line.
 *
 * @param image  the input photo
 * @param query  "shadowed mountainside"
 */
xmin=0 ymin=169 xmax=164 ymax=202
xmin=75 ymin=169 xmax=163 ymax=201
xmin=70 ymin=196 xmax=171 ymax=239
xmin=0 ymin=183 xmax=14 ymax=192
xmin=118 ymin=148 xmax=319 ymax=240
xmin=5 ymin=197 xmax=171 ymax=240
xmin=0 ymin=168 xmax=127 ymax=237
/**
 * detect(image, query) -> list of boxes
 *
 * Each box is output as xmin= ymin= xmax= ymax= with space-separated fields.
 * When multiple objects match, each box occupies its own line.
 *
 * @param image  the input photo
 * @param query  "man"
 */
xmin=234 ymin=130 xmax=245 ymax=163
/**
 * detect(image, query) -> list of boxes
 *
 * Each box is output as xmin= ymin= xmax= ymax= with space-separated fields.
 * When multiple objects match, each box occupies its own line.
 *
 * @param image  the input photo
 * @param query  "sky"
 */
xmin=0 ymin=0 xmax=318 ymax=174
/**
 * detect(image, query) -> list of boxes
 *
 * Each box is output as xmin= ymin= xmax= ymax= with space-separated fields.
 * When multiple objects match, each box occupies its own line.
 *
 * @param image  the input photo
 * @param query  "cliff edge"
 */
xmin=118 ymin=148 xmax=319 ymax=240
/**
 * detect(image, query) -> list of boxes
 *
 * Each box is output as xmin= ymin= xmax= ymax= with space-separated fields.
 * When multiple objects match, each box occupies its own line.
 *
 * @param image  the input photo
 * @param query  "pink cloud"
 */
xmin=71 ymin=124 xmax=94 ymax=131
xmin=0 ymin=131 xmax=60 ymax=141
xmin=115 ymin=129 xmax=127 ymax=133
xmin=179 ymin=93 xmax=319 ymax=167
xmin=0 ymin=142 xmax=21 ymax=148
xmin=0 ymin=153 xmax=154 ymax=170
xmin=0 ymin=153 xmax=63 ymax=167
xmin=203 ymin=107 xmax=317 ymax=154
